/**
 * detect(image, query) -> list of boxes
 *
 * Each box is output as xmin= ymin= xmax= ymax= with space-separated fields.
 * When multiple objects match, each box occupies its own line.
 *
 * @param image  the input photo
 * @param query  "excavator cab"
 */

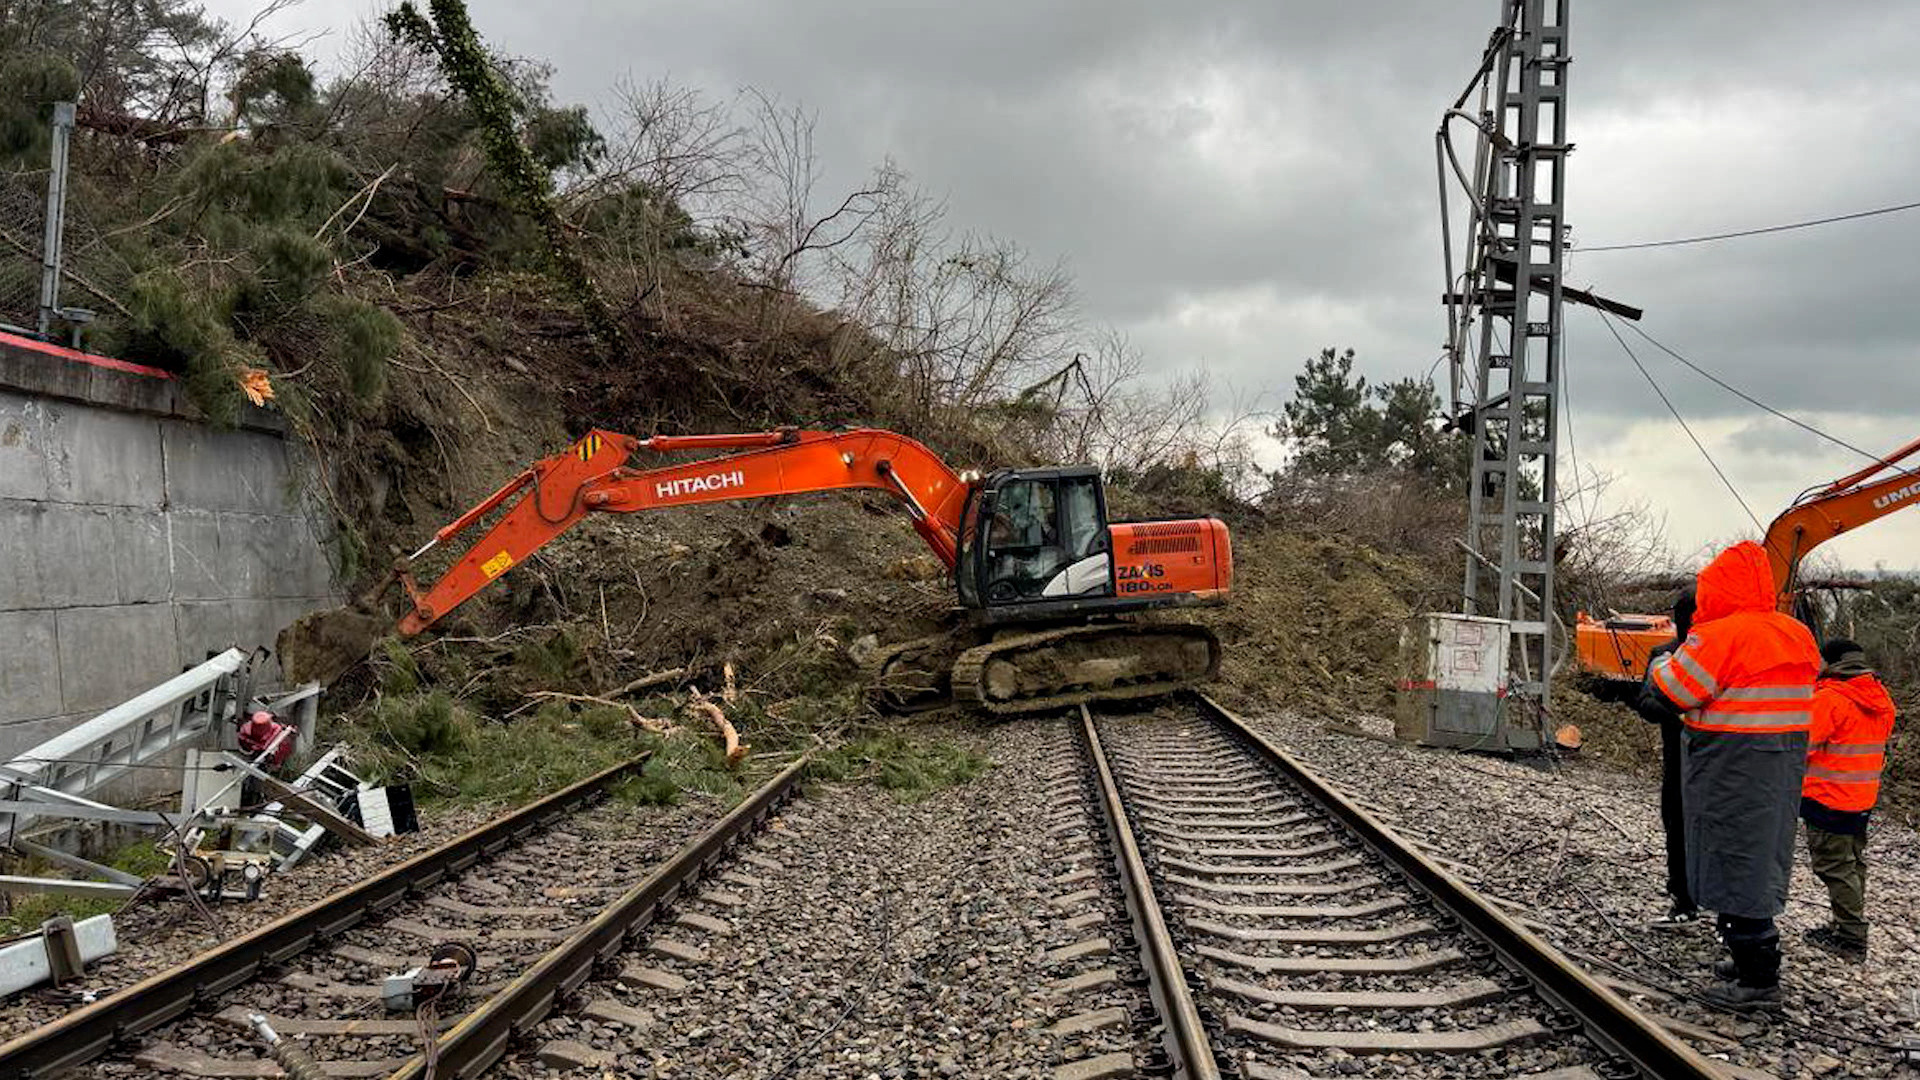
xmin=956 ymin=468 xmax=1115 ymax=609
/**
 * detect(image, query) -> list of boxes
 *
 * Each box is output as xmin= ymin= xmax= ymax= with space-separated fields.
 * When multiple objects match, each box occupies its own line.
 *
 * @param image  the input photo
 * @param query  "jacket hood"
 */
xmin=1694 ymin=541 xmax=1777 ymax=623
xmin=1823 ymin=671 xmax=1897 ymax=720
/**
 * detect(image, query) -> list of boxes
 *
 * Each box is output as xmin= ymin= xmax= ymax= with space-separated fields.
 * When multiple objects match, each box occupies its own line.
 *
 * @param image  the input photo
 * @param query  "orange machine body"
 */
xmin=1109 ymin=519 xmax=1233 ymax=602
xmin=399 ymin=427 xmax=1231 ymax=636
xmin=1575 ymin=434 xmax=1920 ymax=683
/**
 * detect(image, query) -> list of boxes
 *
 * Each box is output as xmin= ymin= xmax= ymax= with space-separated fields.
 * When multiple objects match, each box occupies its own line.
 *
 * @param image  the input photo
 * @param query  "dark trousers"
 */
xmin=1805 ymin=824 xmax=1869 ymax=944
xmin=1659 ymin=720 xmax=1693 ymax=911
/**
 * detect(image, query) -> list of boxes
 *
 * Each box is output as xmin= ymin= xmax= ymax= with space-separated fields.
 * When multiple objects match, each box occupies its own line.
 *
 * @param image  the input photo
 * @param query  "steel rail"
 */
xmin=385 ymin=755 xmax=808 ymax=1079
xmin=1078 ymin=705 xmax=1220 ymax=1079
xmin=0 ymin=754 xmax=653 ymax=1080
xmin=1188 ymin=692 xmax=1725 ymax=1080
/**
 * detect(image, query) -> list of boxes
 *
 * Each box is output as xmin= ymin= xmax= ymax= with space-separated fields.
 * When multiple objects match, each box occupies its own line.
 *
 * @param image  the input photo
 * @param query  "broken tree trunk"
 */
xmin=686 ymin=689 xmax=748 ymax=768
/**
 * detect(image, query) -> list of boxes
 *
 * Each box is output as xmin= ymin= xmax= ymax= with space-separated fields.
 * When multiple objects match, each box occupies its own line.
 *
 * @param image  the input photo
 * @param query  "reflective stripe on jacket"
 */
xmin=1646 ymin=541 xmax=1818 ymax=736
xmin=1803 ymin=673 xmax=1898 ymax=813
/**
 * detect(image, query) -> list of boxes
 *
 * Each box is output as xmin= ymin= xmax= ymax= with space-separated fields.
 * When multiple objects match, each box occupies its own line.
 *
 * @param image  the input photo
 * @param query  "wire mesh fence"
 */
xmin=0 ymin=167 xmax=49 ymax=334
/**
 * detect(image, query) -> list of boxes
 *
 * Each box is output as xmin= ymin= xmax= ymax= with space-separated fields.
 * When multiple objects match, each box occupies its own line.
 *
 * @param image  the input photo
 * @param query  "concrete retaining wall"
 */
xmin=0 ymin=334 xmax=339 ymax=760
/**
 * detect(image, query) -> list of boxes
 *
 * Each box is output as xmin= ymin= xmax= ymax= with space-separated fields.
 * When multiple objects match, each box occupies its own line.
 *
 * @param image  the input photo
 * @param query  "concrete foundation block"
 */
xmin=0 ymin=502 xmax=120 ymax=608
xmin=162 ymin=423 xmax=293 ymax=515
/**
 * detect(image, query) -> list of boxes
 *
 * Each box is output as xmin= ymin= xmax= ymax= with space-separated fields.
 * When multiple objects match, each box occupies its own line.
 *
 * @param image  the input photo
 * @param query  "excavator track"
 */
xmin=949 ymin=621 xmax=1221 ymax=715
xmin=863 ymin=633 xmax=964 ymax=712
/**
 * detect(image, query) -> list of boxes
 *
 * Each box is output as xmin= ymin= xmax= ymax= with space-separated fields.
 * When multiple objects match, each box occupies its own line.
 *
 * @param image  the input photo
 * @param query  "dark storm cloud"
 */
xmin=439 ymin=0 xmax=1920 ymax=419
xmin=222 ymin=1 xmax=1920 ymax=421
xmin=207 ymin=0 xmax=1917 ymax=562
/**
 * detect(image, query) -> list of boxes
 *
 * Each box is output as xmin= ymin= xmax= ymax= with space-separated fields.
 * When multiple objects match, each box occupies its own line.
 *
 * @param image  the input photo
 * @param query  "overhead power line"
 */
xmin=1621 ymin=321 xmax=1889 ymax=468
xmin=1590 ymin=305 xmax=1765 ymax=535
xmin=1579 ymin=198 xmax=1920 ymax=252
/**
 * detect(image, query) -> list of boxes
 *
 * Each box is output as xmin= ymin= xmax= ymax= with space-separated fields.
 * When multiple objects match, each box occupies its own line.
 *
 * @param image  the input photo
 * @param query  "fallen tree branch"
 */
xmin=687 ymin=687 xmax=748 ymax=768
xmin=521 ymin=690 xmax=672 ymax=732
xmin=608 ymin=667 xmax=687 ymax=697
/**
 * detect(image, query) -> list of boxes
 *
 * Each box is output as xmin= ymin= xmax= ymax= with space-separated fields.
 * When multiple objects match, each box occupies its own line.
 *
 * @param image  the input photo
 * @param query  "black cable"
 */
xmin=1591 ymin=306 xmax=1766 ymax=536
xmin=1580 ymin=198 xmax=1920 ymax=252
xmin=1624 ymin=321 xmax=1909 ymax=478
xmin=1566 ymin=879 xmax=1913 ymax=1053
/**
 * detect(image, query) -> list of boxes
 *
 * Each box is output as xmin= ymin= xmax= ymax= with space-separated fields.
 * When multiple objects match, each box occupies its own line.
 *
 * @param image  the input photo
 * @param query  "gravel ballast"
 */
xmin=1245 ymin=710 xmax=1920 ymax=1080
xmin=498 ymin=719 xmax=1159 ymax=1079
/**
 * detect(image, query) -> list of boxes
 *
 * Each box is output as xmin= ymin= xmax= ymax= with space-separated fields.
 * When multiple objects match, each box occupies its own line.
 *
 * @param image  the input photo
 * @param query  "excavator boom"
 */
xmin=1762 ymin=434 xmax=1920 ymax=605
xmin=1576 ymin=434 xmax=1920 ymax=683
xmin=398 ymin=428 xmax=969 ymax=634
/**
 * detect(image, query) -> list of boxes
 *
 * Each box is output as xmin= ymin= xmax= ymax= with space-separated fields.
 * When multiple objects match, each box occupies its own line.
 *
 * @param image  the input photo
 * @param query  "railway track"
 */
xmin=1078 ymin=694 xmax=1731 ymax=1080
xmin=0 ymin=754 xmax=804 ymax=1080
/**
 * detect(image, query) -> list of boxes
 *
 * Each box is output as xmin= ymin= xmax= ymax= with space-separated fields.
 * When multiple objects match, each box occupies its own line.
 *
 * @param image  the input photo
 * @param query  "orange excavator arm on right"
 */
xmin=1762 ymin=434 xmax=1920 ymax=609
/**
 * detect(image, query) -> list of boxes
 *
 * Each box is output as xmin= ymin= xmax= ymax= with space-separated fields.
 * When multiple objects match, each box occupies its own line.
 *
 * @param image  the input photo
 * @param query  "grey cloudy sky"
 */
xmin=216 ymin=0 xmax=1920 ymax=569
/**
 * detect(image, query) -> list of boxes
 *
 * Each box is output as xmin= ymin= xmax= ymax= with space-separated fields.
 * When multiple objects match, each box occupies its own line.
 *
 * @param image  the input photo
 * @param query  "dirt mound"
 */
xmin=279 ymin=607 xmax=391 ymax=687
xmin=1200 ymin=526 xmax=1449 ymax=715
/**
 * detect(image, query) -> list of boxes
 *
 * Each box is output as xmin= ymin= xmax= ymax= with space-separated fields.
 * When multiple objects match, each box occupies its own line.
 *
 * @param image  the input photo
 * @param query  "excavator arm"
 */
xmin=1763 ymin=434 xmax=1920 ymax=608
xmin=396 ymin=428 xmax=971 ymax=634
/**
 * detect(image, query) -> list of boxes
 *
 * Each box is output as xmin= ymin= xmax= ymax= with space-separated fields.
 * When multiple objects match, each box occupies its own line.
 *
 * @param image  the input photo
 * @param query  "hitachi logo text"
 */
xmin=656 ymin=470 xmax=746 ymax=499
xmin=1874 ymin=480 xmax=1920 ymax=510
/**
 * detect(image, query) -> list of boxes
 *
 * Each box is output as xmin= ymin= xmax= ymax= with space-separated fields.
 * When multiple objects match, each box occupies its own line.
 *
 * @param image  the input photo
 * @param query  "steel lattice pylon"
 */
xmin=1454 ymin=0 xmax=1571 ymax=739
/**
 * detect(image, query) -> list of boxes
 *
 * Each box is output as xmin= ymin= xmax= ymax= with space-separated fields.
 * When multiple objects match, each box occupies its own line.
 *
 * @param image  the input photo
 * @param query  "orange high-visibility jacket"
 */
xmin=1648 ymin=542 xmax=1819 ymax=734
xmin=1804 ymin=672 xmax=1897 ymax=813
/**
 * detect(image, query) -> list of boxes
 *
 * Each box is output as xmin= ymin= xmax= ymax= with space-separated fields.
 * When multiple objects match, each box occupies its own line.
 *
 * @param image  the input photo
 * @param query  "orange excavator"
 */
xmin=1576 ymin=434 xmax=1920 ymax=684
xmin=358 ymin=427 xmax=1230 ymax=714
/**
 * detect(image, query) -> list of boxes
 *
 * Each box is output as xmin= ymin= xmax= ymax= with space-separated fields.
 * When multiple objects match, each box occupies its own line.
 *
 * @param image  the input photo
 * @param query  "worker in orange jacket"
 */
xmin=1799 ymin=638 xmax=1897 ymax=960
xmin=1647 ymin=541 xmax=1820 ymax=1010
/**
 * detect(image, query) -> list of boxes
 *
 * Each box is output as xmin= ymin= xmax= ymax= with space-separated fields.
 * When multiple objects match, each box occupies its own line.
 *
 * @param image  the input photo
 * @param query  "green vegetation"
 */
xmin=0 ymin=841 xmax=174 ymax=937
xmin=1273 ymin=347 xmax=1466 ymax=490
xmin=809 ymin=730 xmax=991 ymax=802
xmin=341 ymin=690 xmax=751 ymax=807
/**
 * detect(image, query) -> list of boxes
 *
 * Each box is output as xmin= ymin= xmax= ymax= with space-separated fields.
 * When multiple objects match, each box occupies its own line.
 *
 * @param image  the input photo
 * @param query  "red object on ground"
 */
xmin=238 ymin=711 xmax=295 ymax=767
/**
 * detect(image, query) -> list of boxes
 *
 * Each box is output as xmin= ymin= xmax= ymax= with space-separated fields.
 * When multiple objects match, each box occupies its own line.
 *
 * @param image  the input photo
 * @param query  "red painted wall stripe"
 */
xmin=0 ymin=329 xmax=173 ymax=380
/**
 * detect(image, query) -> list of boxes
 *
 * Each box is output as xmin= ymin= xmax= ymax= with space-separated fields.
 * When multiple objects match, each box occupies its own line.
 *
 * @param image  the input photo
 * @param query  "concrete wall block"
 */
xmin=0 ymin=501 xmax=120 ymax=609
xmin=41 ymin=402 xmax=165 ymax=508
xmin=0 ymin=712 xmax=93 ymax=766
xmin=168 ymin=510 xmax=224 ymax=601
xmin=0 ymin=392 xmax=49 ymax=500
xmin=0 ymin=610 xmax=63 ymax=724
xmin=257 ymin=514 xmax=334 ymax=600
xmin=54 ymin=604 xmax=178 ymax=714
xmin=112 ymin=508 xmax=172 ymax=604
xmin=214 ymin=512 xmax=276 ymax=599
xmin=174 ymin=600 xmax=239 ymax=670
xmin=163 ymin=423 xmax=296 ymax=515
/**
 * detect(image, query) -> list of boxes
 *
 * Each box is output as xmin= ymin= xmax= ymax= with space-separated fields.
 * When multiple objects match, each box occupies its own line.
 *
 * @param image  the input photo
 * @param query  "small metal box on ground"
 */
xmin=1395 ymin=613 xmax=1539 ymax=751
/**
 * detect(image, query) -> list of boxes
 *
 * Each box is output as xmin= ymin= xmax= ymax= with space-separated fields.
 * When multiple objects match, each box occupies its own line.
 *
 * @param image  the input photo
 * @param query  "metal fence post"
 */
xmin=36 ymin=102 xmax=75 ymax=340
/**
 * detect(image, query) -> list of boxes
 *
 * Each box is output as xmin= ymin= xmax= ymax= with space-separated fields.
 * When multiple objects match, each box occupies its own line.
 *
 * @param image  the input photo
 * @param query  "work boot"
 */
xmin=1700 ymin=935 xmax=1782 ymax=1014
xmin=1699 ymin=979 xmax=1782 ymax=1012
xmin=1804 ymin=925 xmax=1868 ymax=962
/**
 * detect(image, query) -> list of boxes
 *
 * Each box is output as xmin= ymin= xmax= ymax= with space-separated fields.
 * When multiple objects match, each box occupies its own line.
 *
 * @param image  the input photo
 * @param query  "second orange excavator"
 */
xmin=1577 ymin=434 xmax=1920 ymax=684
xmin=349 ymin=426 xmax=1230 ymax=714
